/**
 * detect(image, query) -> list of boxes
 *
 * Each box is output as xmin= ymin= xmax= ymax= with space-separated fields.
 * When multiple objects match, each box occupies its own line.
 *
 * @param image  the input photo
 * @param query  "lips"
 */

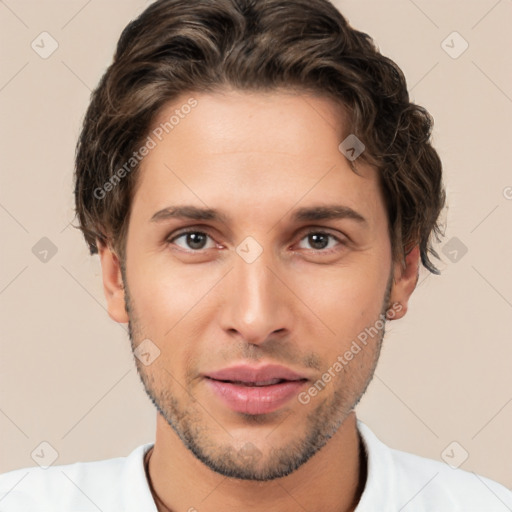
xmin=220 ymin=378 xmax=285 ymax=387
xmin=204 ymin=364 xmax=309 ymax=415
xmin=205 ymin=364 xmax=307 ymax=385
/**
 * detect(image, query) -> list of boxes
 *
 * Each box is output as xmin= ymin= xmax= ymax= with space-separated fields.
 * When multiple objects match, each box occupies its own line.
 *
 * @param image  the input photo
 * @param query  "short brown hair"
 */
xmin=74 ymin=0 xmax=445 ymax=273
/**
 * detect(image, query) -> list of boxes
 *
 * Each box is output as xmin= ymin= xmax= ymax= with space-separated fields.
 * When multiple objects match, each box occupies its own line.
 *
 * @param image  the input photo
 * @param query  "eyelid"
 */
xmin=168 ymin=226 xmax=211 ymax=239
xmin=299 ymin=227 xmax=347 ymax=240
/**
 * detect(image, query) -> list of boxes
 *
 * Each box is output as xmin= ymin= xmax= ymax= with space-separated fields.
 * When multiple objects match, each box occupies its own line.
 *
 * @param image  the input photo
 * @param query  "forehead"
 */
xmin=151 ymin=88 xmax=348 ymax=153
xmin=132 ymin=89 xmax=382 ymax=224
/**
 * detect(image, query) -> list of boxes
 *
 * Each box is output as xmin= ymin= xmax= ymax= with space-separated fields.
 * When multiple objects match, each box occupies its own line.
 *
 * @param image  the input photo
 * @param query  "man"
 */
xmin=1 ymin=0 xmax=510 ymax=510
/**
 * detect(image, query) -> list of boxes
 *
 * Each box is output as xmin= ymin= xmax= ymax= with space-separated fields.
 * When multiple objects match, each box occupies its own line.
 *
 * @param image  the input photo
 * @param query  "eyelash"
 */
xmin=167 ymin=228 xmax=346 ymax=254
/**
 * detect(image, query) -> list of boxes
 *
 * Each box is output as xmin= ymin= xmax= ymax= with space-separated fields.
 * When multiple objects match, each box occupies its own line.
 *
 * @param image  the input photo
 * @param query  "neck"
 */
xmin=145 ymin=411 xmax=366 ymax=512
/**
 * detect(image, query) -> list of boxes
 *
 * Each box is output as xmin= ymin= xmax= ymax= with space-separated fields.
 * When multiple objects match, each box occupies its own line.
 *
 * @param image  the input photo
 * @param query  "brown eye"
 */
xmin=170 ymin=231 xmax=215 ymax=251
xmin=307 ymin=233 xmax=329 ymax=250
xmin=297 ymin=231 xmax=343 ymax=252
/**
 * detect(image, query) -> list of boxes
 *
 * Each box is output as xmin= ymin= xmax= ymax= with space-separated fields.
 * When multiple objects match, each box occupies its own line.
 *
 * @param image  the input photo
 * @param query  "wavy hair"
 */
xmin=74 ymin=0 xmax=445 ymax=272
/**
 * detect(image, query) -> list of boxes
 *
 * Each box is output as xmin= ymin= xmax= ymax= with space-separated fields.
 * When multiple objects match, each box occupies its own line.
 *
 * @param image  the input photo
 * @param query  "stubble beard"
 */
xmin=122 ymin=266 xmax=391 ymax=481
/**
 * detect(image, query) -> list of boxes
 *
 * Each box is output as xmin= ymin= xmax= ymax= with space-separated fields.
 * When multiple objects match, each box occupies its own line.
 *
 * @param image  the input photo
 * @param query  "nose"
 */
xmin=219 ymin=248 xmax=294 ymax=346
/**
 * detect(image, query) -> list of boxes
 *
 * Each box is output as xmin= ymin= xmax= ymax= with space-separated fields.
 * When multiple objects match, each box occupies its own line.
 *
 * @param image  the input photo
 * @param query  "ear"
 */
xmin=387 ymin=245 xmax=420 ymax=320
xmin=97 ymin=239 xmax=129 ymax=324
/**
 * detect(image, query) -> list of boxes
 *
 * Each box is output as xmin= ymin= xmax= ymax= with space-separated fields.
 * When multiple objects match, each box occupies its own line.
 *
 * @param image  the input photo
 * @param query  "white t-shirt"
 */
xmin=1 ymin=420 xmax=510 ymax=511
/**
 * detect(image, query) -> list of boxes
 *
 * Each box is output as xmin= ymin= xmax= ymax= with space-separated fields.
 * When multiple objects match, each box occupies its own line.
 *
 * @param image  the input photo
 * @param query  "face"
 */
xmin=100 ymin=88 xmax=418 ymax=481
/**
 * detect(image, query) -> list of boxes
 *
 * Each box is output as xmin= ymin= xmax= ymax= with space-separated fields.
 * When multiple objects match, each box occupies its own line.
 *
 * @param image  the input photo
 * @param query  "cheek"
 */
xmin=125 ymin=251 xmax=222 ymax=369
xmin=130 ymin=277 xmax=173 ymax=323
xmin=292 ymin=261 xmax=390 ymax=348
xmin=127 ymin=236 xmax=191 ymax=308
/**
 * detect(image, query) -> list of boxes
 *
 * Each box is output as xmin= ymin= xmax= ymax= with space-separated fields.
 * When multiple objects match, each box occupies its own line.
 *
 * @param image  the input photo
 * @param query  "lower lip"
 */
xmin=205 ymin=378 xmax=307 ymax=415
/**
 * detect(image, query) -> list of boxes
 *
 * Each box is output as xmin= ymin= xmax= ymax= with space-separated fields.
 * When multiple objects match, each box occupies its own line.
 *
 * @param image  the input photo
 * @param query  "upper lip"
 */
xmin=204 ymin=364 xmax=308 ymax=384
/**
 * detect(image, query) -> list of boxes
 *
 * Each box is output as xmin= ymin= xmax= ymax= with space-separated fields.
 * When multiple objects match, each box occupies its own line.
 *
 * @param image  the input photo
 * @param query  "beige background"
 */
xmin=1 ymin=0 xmax=511 ymax=493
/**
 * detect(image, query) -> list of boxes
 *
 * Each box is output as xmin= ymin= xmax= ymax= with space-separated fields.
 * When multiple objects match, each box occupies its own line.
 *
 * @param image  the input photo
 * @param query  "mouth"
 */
xmin=203 ymin=364 xmax=309 ymax=415
xmin=207 ymin=377 xmax=305 ymax=387
xmin=204 ymin=363 xmax=308 ymax=383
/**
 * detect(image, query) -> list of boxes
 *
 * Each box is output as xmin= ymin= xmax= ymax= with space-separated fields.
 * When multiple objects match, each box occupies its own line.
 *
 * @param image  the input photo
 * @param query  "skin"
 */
xmin=98 ymin=88 xmax=419 ymax=512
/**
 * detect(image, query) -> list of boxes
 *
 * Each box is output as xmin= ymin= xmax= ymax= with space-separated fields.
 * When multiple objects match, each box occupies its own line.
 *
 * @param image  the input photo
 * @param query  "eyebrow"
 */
xmin=149 ymin=204 xmax=367 ymax=224
xmin=291 ymin=205 xmax=366 ymax=223
xmin=150 ymin=205 xmax=229 ymax=224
